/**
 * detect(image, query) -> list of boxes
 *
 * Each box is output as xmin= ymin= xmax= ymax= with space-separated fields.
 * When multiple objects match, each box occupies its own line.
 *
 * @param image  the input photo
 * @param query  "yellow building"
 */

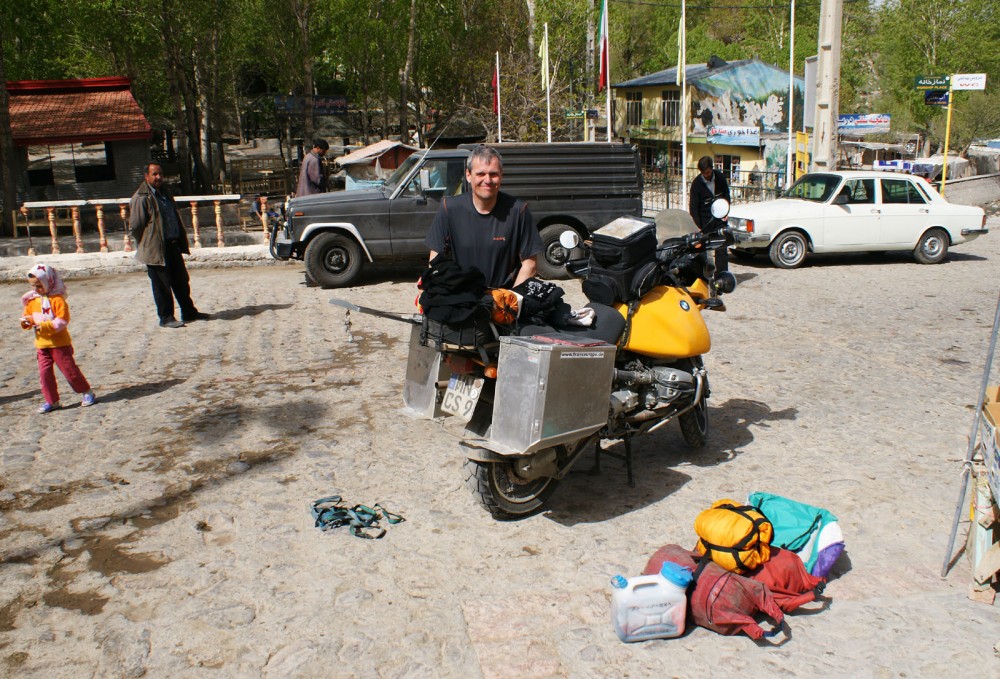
xmin=612 ymin=56 xmax=805 ymax=186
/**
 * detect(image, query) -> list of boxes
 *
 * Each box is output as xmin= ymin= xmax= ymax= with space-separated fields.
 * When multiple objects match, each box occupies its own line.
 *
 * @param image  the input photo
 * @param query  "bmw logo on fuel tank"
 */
xmin=679 ymin=300 xmax=690 ymax=311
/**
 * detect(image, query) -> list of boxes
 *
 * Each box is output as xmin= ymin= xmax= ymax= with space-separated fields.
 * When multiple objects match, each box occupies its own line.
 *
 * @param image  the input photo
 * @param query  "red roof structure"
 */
xmin=7 ymin=77 xmax=152 ymax=146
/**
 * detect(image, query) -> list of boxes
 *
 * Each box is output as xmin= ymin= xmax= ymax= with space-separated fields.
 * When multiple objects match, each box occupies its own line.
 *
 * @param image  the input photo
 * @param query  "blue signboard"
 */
xmin=837 ymin=113 xmax=891 ymax=134
xmin=924 ymin=90 xmax=949 ymax=107
xmin=706 ymin=125 xmax=760 ymax=147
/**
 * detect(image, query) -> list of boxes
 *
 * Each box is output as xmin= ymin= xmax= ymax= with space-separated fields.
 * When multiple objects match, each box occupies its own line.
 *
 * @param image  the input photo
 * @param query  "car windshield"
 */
xmin=382 ymin=154 xmax=423 ymax=193
xmin=784 ymin=174 xmax=842 ymax=202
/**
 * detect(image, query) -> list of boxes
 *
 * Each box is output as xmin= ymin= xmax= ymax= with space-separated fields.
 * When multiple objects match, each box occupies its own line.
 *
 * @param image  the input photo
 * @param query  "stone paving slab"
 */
xmin=0 ymin=221 xmax=999 ymax=677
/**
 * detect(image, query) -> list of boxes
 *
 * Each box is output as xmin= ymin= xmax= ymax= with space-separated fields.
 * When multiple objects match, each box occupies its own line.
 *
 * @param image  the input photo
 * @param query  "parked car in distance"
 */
xmin=727 ymin=171 xmax=988 ymax=268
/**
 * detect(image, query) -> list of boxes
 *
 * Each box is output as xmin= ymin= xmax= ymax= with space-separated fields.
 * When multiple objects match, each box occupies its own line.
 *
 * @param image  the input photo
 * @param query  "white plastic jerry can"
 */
xmin=610 ymin=562 xmax=693 ymax=642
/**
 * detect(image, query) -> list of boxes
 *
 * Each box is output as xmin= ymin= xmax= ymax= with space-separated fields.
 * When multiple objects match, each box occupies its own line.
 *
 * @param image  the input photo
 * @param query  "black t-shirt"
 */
xmin=425 ymin=191 xmax=543 ymax=288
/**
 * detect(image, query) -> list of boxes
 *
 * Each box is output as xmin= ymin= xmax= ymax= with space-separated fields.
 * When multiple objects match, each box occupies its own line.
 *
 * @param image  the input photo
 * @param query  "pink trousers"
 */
xmin=37 ymin=345 xmax=91 ymax=405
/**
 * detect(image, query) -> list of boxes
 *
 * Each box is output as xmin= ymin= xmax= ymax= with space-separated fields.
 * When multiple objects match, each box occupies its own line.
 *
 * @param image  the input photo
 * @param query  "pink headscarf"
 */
xmin=22 ymin=263 xmax=68 ymax=305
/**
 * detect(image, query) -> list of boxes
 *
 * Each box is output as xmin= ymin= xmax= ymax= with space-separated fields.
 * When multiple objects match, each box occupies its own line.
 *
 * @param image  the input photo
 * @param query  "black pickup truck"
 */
xmin=271 ymin=142 xmax=643 ymax=287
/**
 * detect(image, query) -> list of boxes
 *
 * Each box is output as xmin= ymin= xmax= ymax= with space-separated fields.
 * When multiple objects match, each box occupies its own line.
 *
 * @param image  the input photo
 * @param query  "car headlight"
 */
xmin=729 ymin=217 xmax=753 ymax=233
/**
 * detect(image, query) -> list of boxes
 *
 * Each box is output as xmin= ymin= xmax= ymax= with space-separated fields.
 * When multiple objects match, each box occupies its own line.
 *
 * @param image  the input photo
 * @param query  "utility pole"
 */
xmin=810 ymin=0 xmax=843 ymax=172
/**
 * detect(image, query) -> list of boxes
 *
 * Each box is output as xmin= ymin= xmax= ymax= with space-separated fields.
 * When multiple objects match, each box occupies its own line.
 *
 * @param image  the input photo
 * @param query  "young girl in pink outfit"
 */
xmin=20 ymin=263 xmax=96 ymax=413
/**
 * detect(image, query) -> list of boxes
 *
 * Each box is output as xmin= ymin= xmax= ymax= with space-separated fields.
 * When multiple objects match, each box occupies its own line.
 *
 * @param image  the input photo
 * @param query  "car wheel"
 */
xmin=769 ymin=231 xmax=808 ymax=269
xmin=536 ymin=224 xmax=579 ymax=280
xmin=304 ymin=232 xmax=364 ymax=287
xmin=914 ymin=228 xmax=949 ymax=264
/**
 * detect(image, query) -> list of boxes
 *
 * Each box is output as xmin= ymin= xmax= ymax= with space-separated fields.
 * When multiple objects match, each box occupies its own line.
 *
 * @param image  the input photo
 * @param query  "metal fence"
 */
xmin=642 ymin=166 xmax=788 ymax=216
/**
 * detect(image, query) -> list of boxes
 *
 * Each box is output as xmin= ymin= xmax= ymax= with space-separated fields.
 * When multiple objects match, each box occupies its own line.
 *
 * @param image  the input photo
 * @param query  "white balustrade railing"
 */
xmin=18 ymin=194 xmax=243 ymax=256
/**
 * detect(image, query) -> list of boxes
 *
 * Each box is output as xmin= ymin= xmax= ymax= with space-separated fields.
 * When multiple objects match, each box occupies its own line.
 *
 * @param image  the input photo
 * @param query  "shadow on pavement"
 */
xmin=211 ymin=303 xmax=294 ymax=320
xmin=98 ymin=378 xmax=187 ymax=404
xmin=544 ymin=398 xmax=798 ymax=525
xmin=733 ymin=250 xmax=988 ymax=269
xmin=0 ymin=389 xmax=41 ymax=407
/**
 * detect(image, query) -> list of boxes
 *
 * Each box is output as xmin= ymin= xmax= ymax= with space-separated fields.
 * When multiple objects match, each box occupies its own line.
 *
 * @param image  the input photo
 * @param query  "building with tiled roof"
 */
xmin=7 ymin=77 xmax=153 ymax=205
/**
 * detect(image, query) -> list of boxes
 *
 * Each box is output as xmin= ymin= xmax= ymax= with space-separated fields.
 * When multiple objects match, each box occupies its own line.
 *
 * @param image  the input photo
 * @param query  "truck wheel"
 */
xmin=463 ymin=457 xmax=560 ymax=520
xmin=536 ymin=224 xmax=578 ymax=280
xmin=304 ymin=233 xmax=364 ymax=287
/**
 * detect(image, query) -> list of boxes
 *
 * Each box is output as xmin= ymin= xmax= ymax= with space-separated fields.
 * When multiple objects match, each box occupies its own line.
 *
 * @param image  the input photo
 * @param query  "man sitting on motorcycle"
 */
xmin=425 ymin=144 xmax=543 ymax=289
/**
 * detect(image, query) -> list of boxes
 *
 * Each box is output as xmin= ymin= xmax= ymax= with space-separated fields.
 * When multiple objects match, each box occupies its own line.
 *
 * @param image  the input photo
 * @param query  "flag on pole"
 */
xmin=597 ymin=0 xmax=609 ymax=91
xmin=494 ymin=51 xmax=502 ymax=142
xmin=676 ymin=15 xmax=684 ymax=86
xmin=539 ymin=27 xmax=549 ymax=91
xmin=491 ymin=65 xmax=499 ymax=113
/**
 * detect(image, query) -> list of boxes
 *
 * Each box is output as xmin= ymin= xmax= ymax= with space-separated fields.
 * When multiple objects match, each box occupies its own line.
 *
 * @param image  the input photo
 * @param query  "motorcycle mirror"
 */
xmin=714 ymin=271 xmax=737 ymax=294
xmin=710 ymin=198 xmax=730 ymax=220
xmin=559 ymin=230 xmax=580 ymax=249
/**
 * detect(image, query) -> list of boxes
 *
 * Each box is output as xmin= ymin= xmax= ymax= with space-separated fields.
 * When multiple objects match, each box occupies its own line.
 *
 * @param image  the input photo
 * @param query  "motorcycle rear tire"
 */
xmin=679 ymin=390 xmax=709 ymax=448
xmin=463 ymin=458 xmax=560 ymax=520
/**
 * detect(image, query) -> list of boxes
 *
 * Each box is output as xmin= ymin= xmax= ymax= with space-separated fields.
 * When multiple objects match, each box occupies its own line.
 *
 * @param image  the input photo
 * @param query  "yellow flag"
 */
xmin=539 ymin=29 xmax=549 ymax=91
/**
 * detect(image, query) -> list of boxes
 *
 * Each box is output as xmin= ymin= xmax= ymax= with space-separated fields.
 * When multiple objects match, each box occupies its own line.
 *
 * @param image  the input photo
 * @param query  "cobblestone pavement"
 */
xmin=1 ymin=222 xmax=999 ymax=677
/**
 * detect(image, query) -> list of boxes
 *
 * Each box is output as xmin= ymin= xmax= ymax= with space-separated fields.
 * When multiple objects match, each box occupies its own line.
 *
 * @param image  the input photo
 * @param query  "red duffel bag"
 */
xmin=745 ymin=547 xmax=827 ymax=613
xmin=643 ymin=544 xmax=785 ymax=640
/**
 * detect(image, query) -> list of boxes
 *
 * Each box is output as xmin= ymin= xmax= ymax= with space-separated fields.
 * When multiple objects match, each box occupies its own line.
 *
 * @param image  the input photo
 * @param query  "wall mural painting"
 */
xmin=689 ymin=62 xmax=805 ymax=136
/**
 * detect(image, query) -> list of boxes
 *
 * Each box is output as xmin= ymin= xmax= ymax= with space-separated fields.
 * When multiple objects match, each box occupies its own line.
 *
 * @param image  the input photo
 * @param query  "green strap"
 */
xmin=310 ymin=496 xmax=405 ymax=539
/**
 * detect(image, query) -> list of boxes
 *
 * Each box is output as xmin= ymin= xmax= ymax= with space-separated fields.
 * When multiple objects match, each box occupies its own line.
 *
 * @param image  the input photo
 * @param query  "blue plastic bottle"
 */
xmin=610 ymin=563 xmax=693 ymax=642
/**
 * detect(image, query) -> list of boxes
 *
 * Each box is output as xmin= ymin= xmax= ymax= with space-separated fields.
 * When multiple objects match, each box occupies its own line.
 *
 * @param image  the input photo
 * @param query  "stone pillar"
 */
xmin=214 ymin=200 xmax=225 ymax=247
xmin=260 ymin=196 xmax=269 ymax=235
xmin=95 ymin=204 xmax=109 ymax=253
xmin=120 ymin=203 xmax=134 ymax=252
xmin=19 ymin=206 xmax=36 ymax=257
xmin=71 ymin=205 xmax=84 ymax=253
xmin=46 ymin=207 xmax=60 ymax=254
xmin=189 ymin=201 xmax=202 ymax=248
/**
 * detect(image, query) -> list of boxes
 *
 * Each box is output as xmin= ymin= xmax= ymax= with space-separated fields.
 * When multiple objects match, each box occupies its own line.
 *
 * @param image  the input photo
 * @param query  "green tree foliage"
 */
xmin=2 ymin=0 xmax=999 ymax=202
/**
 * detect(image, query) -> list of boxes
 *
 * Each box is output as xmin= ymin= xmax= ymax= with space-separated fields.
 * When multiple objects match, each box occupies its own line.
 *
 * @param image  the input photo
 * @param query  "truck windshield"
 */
xmin=784 ymin=174 xmax=842 ymax=202
xmin=382 ymin=154 xmax=423 ymax=193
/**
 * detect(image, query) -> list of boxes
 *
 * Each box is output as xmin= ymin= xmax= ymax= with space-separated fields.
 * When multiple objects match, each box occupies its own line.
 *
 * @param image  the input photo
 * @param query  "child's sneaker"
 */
xmin=38 ymin=401 xmax=61 ymax=414
xmin=81 ymin=391 xmax=97 ymax=407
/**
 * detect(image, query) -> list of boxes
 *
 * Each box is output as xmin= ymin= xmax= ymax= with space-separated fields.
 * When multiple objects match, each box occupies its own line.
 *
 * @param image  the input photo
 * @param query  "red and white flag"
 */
xmin=597 ymin=0 xmax=609 ymax=91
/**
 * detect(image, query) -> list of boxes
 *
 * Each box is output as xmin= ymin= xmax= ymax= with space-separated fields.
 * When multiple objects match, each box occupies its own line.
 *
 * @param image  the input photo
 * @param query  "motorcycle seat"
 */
xmin=517 ymin=303 xmax=624 ymax=345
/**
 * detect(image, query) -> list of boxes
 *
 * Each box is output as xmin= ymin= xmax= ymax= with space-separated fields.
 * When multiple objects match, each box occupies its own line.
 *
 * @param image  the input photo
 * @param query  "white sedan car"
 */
xmin=728 ymin=171 xmax=988 ymax=268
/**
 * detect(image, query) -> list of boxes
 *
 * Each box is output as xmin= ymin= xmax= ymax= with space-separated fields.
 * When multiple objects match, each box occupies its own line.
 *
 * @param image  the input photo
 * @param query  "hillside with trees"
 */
xmin=1 ymin=0 xmax=998 ymax=228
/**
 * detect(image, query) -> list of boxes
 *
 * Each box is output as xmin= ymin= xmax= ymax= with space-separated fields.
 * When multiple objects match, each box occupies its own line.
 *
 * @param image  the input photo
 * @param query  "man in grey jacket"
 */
xmin=296 ymin=139 xmax=329 ymax=196
xmin=129 ymin=163 xmax=208 ymax=328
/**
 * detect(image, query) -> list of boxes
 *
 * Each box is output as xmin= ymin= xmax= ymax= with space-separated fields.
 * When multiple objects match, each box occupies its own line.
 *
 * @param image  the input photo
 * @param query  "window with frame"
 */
xmin=881 ymin=178 xmax=927 ymax=204
xmin=626 ymin=91 xmax=642 ymax=127
xmin=661 ymin=90 xmax=680 ymax=127
xmin=713 ymin=154 xmax=741 ymax=177
xmin=838 ymin=178 xmax=876 ymax=204
xmin=27 ymin=142 xmax=116 ymax=186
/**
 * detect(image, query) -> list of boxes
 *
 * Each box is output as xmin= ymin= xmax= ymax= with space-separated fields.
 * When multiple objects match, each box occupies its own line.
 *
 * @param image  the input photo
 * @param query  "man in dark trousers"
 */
xmin=689 ymin=155 xmax=731 ymax=272
xmin=130 ymin=163 xmax=208 ymax=328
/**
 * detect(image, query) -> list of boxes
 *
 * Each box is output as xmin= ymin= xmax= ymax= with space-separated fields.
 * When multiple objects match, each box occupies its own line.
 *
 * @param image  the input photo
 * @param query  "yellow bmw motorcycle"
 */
xmin=401 ymin=201 xmax=736 ymax=520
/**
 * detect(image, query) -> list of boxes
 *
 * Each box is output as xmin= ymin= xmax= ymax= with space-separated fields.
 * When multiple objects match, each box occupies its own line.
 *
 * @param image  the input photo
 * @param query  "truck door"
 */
xmin=389 ymin=158 xmax=466 ymax=256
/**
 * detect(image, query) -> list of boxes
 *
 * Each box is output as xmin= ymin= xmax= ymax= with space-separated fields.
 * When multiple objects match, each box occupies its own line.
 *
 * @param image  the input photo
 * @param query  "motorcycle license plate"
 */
xmin=441 ymin=373 xmax=484 ymax=421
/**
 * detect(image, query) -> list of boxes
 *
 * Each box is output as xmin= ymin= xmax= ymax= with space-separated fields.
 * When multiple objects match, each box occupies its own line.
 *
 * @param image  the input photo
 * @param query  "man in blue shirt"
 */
xmin=130 ymin=163 xmax=209 ymax=328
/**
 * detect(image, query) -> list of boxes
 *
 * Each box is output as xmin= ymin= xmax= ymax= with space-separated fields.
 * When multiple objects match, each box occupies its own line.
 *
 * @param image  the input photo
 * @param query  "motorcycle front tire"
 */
xmin=679 ymin=389 xmax=709 ymax=448
xmin=463 ymin=458 xmax=560 ymax=520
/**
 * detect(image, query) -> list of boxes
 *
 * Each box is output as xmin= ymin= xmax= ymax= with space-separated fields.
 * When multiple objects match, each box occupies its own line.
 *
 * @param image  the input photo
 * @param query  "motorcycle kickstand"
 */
xmin=590 ymin=436 xmax=635 ymax=488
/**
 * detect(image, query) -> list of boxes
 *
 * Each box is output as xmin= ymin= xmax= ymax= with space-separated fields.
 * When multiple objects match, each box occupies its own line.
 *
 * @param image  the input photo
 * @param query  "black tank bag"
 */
xmin=582 ymin=220 xmax=659 ymax=306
